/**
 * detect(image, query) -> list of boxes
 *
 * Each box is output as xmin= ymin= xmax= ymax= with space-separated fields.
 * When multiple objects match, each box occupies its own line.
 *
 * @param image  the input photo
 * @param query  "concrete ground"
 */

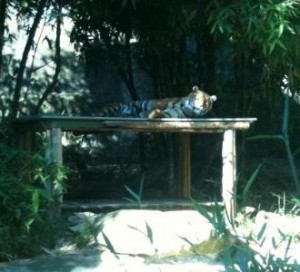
xmin=0 ymin=252 xmax=225 ymax=272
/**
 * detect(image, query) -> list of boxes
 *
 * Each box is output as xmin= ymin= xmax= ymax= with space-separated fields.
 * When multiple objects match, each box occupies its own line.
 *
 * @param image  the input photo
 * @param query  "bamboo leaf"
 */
xmin=284 ymin=235 xmax=293 ymax=259
xmin=257 ymin=222 xmax=267 ymax=242
xmin=268 ymin=41 xmax=276 ymax=55
xmin=247 ymin=135 xmax=284 ymax=141
xmin=124 ymin=185 xmax=140 ymax=203
xmin=145 ymin=221 xmax=154 ymax=244
xmin=190 ymin=198 xmax=212 ymax=222
xmin=278 ymin=22 xmax=284 ymax=37
xmin=282 ymin=94 xmax=290 ymax=134
xmin=277 ymin=39 xmax=287 ymax=51
xmin=241 ymin=164 xmax=262 ymax=204
xmin=271 ymin=236 xmax=278 ymax=249
xmin=139 ymin=176 xmax=144 ymax=198
xmin=32 ymin=189 xmax=40 ymax=214
xmin=102 ymin=231 xmax=118 ymax=256
xmin=291 ymin=198 xmax=300 ymax=207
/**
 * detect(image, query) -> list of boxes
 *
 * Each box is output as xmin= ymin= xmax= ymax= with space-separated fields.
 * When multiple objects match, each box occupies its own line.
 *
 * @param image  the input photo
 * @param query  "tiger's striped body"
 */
xmin=98 ymin=86 xmax=217 ymax=118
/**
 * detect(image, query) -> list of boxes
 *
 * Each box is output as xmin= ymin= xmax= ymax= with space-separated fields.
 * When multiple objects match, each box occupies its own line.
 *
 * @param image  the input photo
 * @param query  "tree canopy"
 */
xmin=0 ymin=0 xmax=300 ymax=122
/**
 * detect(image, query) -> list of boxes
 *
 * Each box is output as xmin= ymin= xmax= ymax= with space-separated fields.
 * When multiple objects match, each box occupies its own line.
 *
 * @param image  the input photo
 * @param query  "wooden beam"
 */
xmin=16 ymin=116 xmax=257 ymax=133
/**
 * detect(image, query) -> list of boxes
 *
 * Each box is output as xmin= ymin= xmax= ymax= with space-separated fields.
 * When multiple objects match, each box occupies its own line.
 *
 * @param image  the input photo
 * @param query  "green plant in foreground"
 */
xmin=0 ymin=143 xmax=67 ymax=261
xmin=193 ymin=200 xmax=300 ymax=271
xmin=191 ymin=163 xmax=300 ymax=271
xmin=74 ymin=177 xmax=147 ymax=254
xmin=74 ymin=215 xmax=103 ymax=249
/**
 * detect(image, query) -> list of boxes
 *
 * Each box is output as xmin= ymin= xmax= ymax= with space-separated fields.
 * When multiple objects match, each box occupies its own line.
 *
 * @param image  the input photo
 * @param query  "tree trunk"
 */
xmin=0 ymin=0 xmax=7 ymax=78
xmin=125 ymin=29 xmax=138 ymax=100
xmin=10 ymin=0 xmax=47 ymax=119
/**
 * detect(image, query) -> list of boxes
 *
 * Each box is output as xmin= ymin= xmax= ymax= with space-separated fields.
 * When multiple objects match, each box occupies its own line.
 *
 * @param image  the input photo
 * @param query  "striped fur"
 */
xmin=98 ymin=86 xmax=217 ymax=118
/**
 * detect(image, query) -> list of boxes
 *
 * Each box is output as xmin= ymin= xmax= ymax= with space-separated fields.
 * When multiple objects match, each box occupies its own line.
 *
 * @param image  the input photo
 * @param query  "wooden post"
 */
xmin=222 ymin=129 xmax=237 ymax=225
xmin=45 ymin=127 xmax=63 ymax=201
xmin=177 ymin=134 xmax=191 ymax=198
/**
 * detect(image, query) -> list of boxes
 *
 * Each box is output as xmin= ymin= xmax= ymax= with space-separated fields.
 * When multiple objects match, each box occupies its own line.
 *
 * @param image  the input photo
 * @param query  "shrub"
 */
xmin=0 ymin=142 xmax=66 ymax=261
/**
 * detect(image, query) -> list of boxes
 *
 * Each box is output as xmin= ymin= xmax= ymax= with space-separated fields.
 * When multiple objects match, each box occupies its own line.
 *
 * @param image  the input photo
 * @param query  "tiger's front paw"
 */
xmin=141 ymin=109 xmax=167 ymax=118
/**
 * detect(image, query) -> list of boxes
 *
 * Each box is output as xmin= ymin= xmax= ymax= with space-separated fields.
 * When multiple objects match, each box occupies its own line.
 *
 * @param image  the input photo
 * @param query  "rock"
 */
xmin=95 ymin=251 xmax=225 ymax=272
xmin=1 ymin=209 xmax=220 ymax=272
xmin=248 ymin=210 xmax=300 ymax=262
xmin=95 ymin=209 xmax=214 ymax=256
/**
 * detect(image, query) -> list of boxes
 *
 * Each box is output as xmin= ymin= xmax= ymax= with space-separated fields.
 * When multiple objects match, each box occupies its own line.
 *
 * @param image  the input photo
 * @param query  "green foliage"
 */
xmin=75 ymin=215 xmax=102 ymax=249
xmin=0 ymin=142 xmax=66 ymax=261
xmin=207 ymin=0 xmax=300 ymax=116
xmin=68 ymin=0 xmax=214 ymax=98
xmin=208 ymin=0 xmax=300 ymax=58
xmin=239 ymin=163 xmax=262 ymax=206
xmin=248 ymin=93 xmax=300 ymax=195
xmin=191 ymin=164 xmax=300 ymax=270
xmin=193 ymin=200 xmax=300 ymax=271
xmin=124 ymin=176 xmax=144 ymax=208
xmin=75 ymin=226 xmax=93 ymax=249
xmin=0 ymin=0 xmax=91 ymax=119
xmin=192 ymin=199 xmax=228 ymax=237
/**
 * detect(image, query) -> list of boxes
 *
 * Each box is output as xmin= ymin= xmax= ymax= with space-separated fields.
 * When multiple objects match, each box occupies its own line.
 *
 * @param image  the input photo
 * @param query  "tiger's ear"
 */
xmin=210 ymin=95 xmax=217 ymax=101
xmin=192 ymin=85 xmax=200 ymax=91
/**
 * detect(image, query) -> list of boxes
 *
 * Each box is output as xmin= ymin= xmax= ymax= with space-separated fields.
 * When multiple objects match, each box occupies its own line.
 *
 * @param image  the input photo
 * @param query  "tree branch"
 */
xmin=35 ymin=0 xmax=62 ymax=114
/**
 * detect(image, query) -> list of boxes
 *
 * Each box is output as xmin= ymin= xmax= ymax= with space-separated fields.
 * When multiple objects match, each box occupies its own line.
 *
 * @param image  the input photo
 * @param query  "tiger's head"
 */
xmin=185 ymin=86 xmax=217 ymax=117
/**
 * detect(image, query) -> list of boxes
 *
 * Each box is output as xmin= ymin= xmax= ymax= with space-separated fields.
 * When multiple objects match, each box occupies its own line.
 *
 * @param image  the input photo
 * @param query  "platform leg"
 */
xmin=45 ymin=128 xmax=63 ymax=202
xmin=222 ymin=129 xmax=237 ymax=225
xmin=177 ymin=134 xmax=191 ymax=198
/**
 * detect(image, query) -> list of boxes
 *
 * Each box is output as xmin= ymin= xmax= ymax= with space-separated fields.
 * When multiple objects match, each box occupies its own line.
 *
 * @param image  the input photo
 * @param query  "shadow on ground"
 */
xmin=0 ymin=253 xmax=101 ymax=272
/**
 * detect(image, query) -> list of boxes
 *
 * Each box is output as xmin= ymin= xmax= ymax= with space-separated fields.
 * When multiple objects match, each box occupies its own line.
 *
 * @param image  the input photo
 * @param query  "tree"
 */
xmin=69 ymin=0 xmax=214 ymax=99
xmin=207 ymin=0 xmax=300 ymax=114
xmin=10 ymin=0 xmax=48 ymax=119
xmin=0 ymin=0 xmax=67 ymax=122
xmin=0 ymin=0 xmax=7 ymax=77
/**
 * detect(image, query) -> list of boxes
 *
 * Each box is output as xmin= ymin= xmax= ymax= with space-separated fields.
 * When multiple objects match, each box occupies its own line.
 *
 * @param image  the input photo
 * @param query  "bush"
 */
xmin=0 ymin=142 xmax=66 ymax=261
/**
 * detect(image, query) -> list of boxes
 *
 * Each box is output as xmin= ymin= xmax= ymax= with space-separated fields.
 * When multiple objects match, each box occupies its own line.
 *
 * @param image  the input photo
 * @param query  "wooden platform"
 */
xmin=17 ymin=115 xmax=256 ymax=222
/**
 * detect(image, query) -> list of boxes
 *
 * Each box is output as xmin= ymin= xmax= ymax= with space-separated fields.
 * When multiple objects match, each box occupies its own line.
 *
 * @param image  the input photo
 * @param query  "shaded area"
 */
xmin=63 ymin=132 xmax=223 ymax=201
xmin=0 ymin=253 xmax=101 ymax=272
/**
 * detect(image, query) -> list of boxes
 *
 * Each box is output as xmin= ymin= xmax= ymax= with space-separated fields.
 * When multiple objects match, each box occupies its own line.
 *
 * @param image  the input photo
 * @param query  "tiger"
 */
xmin=98 ymin=86 xmax=217 ymax=118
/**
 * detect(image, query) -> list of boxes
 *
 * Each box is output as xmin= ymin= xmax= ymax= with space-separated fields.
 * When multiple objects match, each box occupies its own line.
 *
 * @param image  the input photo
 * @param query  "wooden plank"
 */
xmin=16 ymin=116 xmax=257 ymax=133
xmin=222 ymin=129 xmax=237 ymax=225
xmin=17 ymin=116 xmax=257 ymax=123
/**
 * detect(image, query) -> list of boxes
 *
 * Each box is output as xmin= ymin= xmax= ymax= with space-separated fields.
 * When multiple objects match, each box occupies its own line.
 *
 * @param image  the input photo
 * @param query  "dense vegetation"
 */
xmin=1 ymin=0 xmax=300 ymax=261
